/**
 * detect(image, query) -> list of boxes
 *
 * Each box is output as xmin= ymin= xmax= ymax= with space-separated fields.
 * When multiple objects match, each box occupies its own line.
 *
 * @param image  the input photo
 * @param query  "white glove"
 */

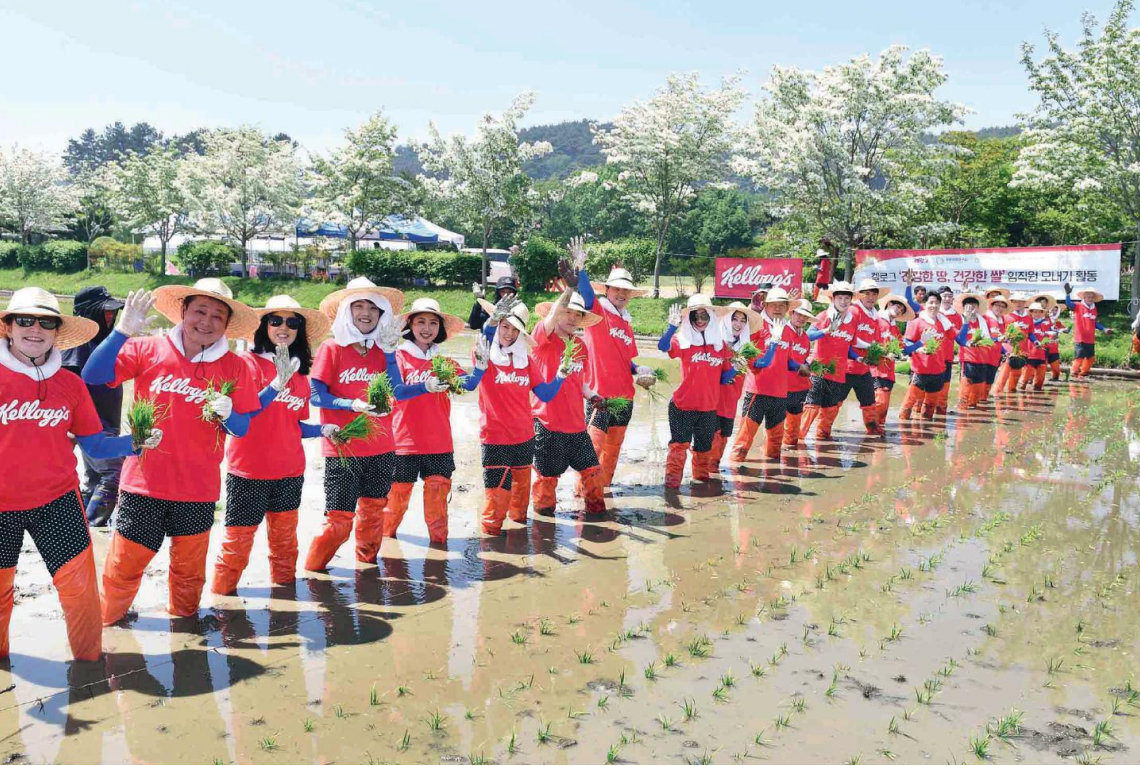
xmin=472 ymin=281 xmax=484 ymax=298
xmin=668 ymin=304 xmax=683 ymax=327
xmin=425 ymin=377 xmax=450 ymax=394
xmin=269 ymin=344 xmax=301 ymax=391
xmin=635 ymin=365 xmax=653 ymax=377
xmin=567 ymin=235 xmax=588 ymax=271
xmin=920 ymin=329 xmax=940 ymax=342
xmin=141 ymin=427 xmax=163 ymax=450
xmin=320 ymin=424 xmax=341 ymax=439
xmin=116 ymin=290 xmax=157 ymax=337
xmin=207 ymin=394 xmax=233 ymax=420
xmin=962 ymin=304 xmax=977 ymax=320
xmin=473 ymin=335 xmax=490 ymax=370
xmin=635 ymin=373 xmax=657 ymax=388
xmin=377 ymin=323 xmax=402 ymax=354
xmin=350 ymin=399 xmax=376 ymax=414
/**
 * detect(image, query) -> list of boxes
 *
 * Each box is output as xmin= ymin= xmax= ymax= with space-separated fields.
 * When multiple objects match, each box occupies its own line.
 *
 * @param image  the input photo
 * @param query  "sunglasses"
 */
xmin=267 ymin=316 xmax=304 ymax=329
xmin=11 ymin=315 xmax=61 ymax=330
xmin=691 ymin=310 xmax=711 ymax=322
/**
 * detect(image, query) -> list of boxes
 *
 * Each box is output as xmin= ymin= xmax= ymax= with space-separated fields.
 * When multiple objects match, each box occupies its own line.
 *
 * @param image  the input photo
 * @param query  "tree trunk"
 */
xmin=843 ymin=246 xmax=854 ymax=283
xmin=481 ymin=225 xmax=490 ymax=287
xmin=1132 ymin=223 xmax=1140 ymax=319
xmin=652 ymin=222 xmax=667 ymax=299
xmin=160 ymin=238 xmax=168 ymax=276
xmin=241 ymin=239 xmax=249 ymax=278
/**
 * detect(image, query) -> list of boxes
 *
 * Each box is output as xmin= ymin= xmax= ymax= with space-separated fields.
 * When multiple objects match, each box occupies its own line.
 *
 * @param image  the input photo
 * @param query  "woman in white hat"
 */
xmin=710 ymin=301 xmax=762 ymax=468
xmin=473 ymin=296 xmax=566 ymax=535
xmin=213 ymin=296 xmax=334 ymax=594
xmin=995 ymin=292 xmax=1037 ymax=393
xmin=81 ymin=278 xmax=260 ymax=624
xmin=729 ymin=289 xmax=789 ymax=463
xmin=781 ymin=299 xmax=816 ymax=447
xmin=658 ymin=295 xmax=738 ymax=487
xmin=1041 ymin=303 xmax=1066 ymax=381
xmin=1020 ymin=301 xmax=1055 ymax=392
xmin=845 ymin=279 xmax=890 ymax=435
xmin=872 ymin=295 xmax=916 ymax=429
xmin=303 ymin=277 xmax=406 ymax=571
xmin=898 ymin=291 xmax=952 ymax=421
xmin=978 ymin=293 xmax=1009 ymax=402
xmin=1063 ymin=283 xmax=1112 ymax=379
xmin=800 ymin=281 xmax=859 ymax=440
xmin=383 ymin=297 xmax=489 ymax=546
xmin=950 ymin=291 xmax=992 ymax=410
xmin=0 ymin=287 xmax=159 ymax=661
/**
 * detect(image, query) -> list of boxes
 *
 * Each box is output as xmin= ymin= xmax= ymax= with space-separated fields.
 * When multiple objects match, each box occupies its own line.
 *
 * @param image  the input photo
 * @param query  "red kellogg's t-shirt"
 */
xmin=905 ymin=316 xmax=946 ymax=375
xmin=872 ymin=318 xmax=902 ymax=382
xmin=583 ymin=299 xmax=636 ymax=398
xmin=111 ymin=336 xmax=258 ymax=502
xmin=810 ymin=311 xmax=856 ymax=383
xmin=985 ymin=314 xmax=1007 ymax=366
xmin=392 ymin=346 xmax=465 ymax=455
xmin=941 ymin=310 xmax=964 ymax=363
xmin=745 ymin=319 xmax=792 ymax=398
xmin=846 ymin=303 xmax=879 ymax=377
xmin=1043 ymin=317 xmax=1061 ymax=353
xmin=1071 ymin=302 xmax=1098 ymax=345
xmin=478 ymin=355 xmax=544 ymax=445
xmin=785 ymin=327 xmax=811 ymax=392
xmin=310 ymin=340 xmax=395 ymax=458
xmin=668 ymin=338 xmax=730 ymax=412
xmin=959 ymin=318 xmax=993 ymax=366
xmin=531 ymin=323 xmax=588 ymax=433
xmin=226 ymin=353 xmax=311 ymax=481
xmin=1005 ymin=312 xmax=1034 ymax=357
xmin=0 ymin=365 xmax=102 ymax=511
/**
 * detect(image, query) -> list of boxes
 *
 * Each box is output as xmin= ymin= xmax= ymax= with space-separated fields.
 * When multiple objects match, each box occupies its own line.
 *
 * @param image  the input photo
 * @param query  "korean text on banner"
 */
xmin=714 ymin=257 xmax=804 ymax=299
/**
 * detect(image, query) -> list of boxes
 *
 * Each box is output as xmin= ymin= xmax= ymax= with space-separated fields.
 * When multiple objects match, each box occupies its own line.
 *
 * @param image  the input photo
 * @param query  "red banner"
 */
xmin=714 ymin=257 xmax=803 ymax=299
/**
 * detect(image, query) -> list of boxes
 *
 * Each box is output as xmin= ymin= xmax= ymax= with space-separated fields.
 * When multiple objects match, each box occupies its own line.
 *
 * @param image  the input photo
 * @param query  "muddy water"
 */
xmin=2 ymin=335 xmax=1139 ymax=765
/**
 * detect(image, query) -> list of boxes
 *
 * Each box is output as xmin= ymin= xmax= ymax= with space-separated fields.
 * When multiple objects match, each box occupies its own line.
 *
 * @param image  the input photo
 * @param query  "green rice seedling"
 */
xmin=603 ymin=396 xmax=633 ymax=418
xmin=1004 ymin=323 xmax=1026 ymax=349
xmin=1093 ymin=719 xmax=1113 ymax=747
xmin=567 ymin=705 xmax=587 ymax=719
xmin=989 ymin=709 xmax=1023 ymax=740
xmin=691 ymin=749 xmax=715 ymax=765
xmin=806 ymin=359 xmax=837 ymax=376
xmin=510 ymin=629 xmax=528 ymax=645
xmin=843 ymin=755 xmax=862 ymax=765
xmin=888 ymin=716 xmax=899 ymax=735
xmin=469 ymin=752 xmax=487 ymax=765
xmin=879 ymin=749 xmax=897 ymax=761
xmin=1046 ymin=657 xmax=1064 ymax=674
xmin=199 ymin=379 xmax=237 ymax=424
xmin=365 ymin=372 xmax=395 ymax=413
xmin=651 ymin=366 xmax=669 ymax=383
xmin=465 ymin=709 xmax=476 ymax=720
xmin=774 ymin=714 xmax=790 ymax=730
xmin=369 ymin=683 xmax=379 ymax=706
xmin=259 ymin=735 xmax=277 ymax=752
xmin=644 ymin=662 xmax=657 ymax=681
xmin=825 ymin=672 xmax=839 ymax=698
xmin=333 ymin=704 xmax=345 ymax=719
xmin=828 ymin=621 xmax=841 ymax=637
xmin=507 ymin=728 xmax=519 ymax=754
xmin=915 ymin=687 xmax=932 ymax=706
xmin=789 ymin=547 xmax=799 ymax=565
xmin=126 ymin=396 xmax=169 ymax=456
xmin=664 ymin=653 xmax=678 ymax=668
xmin=969 ymin=732 xmax=990 ymax=760
xmin=425 ymin=710 xmax=445 ymax=731
xmin=429 ymin=355 xmax=464 ymax=395
xmin=1044 ymin=574 xmax=1056 ymax=589
xmin=575 ymin=647 xmax=594 ymax=664
xmin=968 ymin=328 xmax=996 ymax=348
xmin=888 ymin=624 xmax=903 ymax=642
xmin=921 ymin=335 xmax=943 ymax=356
xmin=750 ymin=661 xmax=766 ymax=678
xmin=735 ymin=612 xmax=748 ymax=626
xmin=779 ymin=642 xmax=789 ymax=657
xmin=720 ymin=672 xmax=735 ymax=689
xmin=567 ymin=614 xmax=580 ymax=624
xmin=328 ymin=414 xmax=378 ymax=463
xmin=397 ymin=730 xmax=410 ymax=751
xmin=302 ymin=718 xmax=314 ymax=733
xmin=687 ymin=636 xmax=711 ymax=658
xmin=537 ymin=721 xmax=553 ymax=745
xmin=712 ymin=685 xmax=729 ymax=702
xmin=754 ymin=729 xmax=771 ymax=747
xmin=657 ymin=714 xmax=673 ymax=731
xmin=605 ymin=743 xmax=620 ymax=764
xmin=732 ymin=342 xmax=761 ymax=373
xmin=397 ymin=685 xmax=411 ymax=697
xmin=924 ymin=678 xmax=942 ymax=695
xmin=680 ymin=697 xmax=698 ymax=721
xmin=1075 ymin=751 xmax=1102 ymax=765
xmin=597 ymin=695 xmax=610 ymax=710
xmin=983 ymin=623 xmax=998 ymax=637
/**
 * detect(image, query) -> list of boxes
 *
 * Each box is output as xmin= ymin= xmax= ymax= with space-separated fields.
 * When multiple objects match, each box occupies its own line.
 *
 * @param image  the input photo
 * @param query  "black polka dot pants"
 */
xmin=741 ymin=392 xmax=787 ymax=429
xmin=0 ymin=490 xmax=91 ymax=575
xmin=786 ymin=389 xmax=809 ymax=415
xmin=806 ymin=375 xmax=847 ymax=408
xmin=717 ymin=415 xmax=734 ymax=438
xmin=116 ymin=492 xmax=216 ymax=552
xmin=224 ymin=474 xmax=304 ymax=527
xmin=393 ymin=453 xmax=456 ymax=483
xmin=482 ymin=440 xmax=535 ymax=490
xmin=844 ymin=372 xmax=876 ymax=407
xmin=586 ymin=398 xmax=634 ymax=432
xmin=533 ymin=421 xmax=599 ymax=478
xmin=667 ymin=400 xmax=717 ymax=453
xmin=324 ymin=453 xmax=394 ymax=513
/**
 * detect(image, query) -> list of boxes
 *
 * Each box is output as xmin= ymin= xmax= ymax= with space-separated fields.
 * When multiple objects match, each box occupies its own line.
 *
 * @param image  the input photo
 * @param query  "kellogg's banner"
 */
xmin=853 ymin=244 xmax=1121 ymax=299
xmin=714 ymin=257 xmax=803 ymax=299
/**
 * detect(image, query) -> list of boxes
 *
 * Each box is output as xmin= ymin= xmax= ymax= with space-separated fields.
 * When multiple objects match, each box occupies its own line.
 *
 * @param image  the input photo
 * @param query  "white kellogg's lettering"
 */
xmin=0 ymin=399 xmax=70 ymax=427
xmin=719 ymin=264 xmax=794 ymax=290
xmin=404 ymin=368 xmax=433 ymax=385
xmin=338 ymin=368 xmax=378 ymax=385
xmin=691 ymin=351 xmax=721 ymax=366
xmin=149 ymin=374 xmax=209 ymax=404
xmin=608 ymin=326 xmax=633 ymax=346
xmin=274 ymin=390 xmax=307 ymax=411
xmin=494 ymin=370 xmax=531 ymax=387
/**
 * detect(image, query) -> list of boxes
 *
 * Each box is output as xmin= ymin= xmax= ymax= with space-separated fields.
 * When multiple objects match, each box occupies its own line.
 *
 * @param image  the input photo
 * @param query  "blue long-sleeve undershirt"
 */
xmin=76 ymin=432 xmax=137 ymax=459
xmin=1064 ymin=294 xmax=1075 ymax=310
xmin=532 ymin=376 xmax=563 ymax=402
xmin=903 ymin=340 xmax=923 ymax=355
xmin=905 ymin=285 xmax=922 ymax=314
xmin=788 ymin=359 xmax=802 ymax=371
xmin=254 ymin=383 xmax=324 ymax=438
xmin=310 ymin=378 xmax=353 ymax=410
xmin=299 ymin=421 xmax=323 ymax=439
xmin=848 ymin=347 xmax=862 ymax=361
xmin=752 ymin=342 xmax=778 ymax=369
xmin=956 ymin=323 xmax=971 ymax=346
xmin=1096 ymin=322 xmax=1108 ymax=332
xmin=807 ymin=328 xmax=826 ymax=341
xmin=720 ymin=369 xmax=737 ymax=384
xmin=578 ymin=269 xmax=595 ymax=310
xmin=658 ymin=325 xmax=677 ymax=351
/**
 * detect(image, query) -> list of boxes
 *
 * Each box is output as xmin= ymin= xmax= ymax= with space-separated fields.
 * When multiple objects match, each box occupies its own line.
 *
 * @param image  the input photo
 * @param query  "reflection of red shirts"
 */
xmin=668 ymin=338 xmax=730 ymax=411
xmin=311 ymin=341 xmax=395 ymax=458
xmin=941 ymin=309 xmax=963 ymax=364
xmin=0 ymin=365 xmax=101 ymax=511
xmin=532 ymin=323 xmax=588 ymax=433
xmin=744 ymin=318 xmax=792 ymax=398
xmin=846 ymin=303 xmax=878 ymax=377
xmin=810 ymin=310 xmax=856 ymax=383
xmin=872 ymin=318 xmax=902 ymax=382
xmin=1071 ymin=301 xmax=1099 ymax=344
xmin=583 ymin=298 xmax=636 ymax=398
xmin=478 ymin=356 xmax=544 ymax=445
xmin=717 ymin=336 xmax=747 ymax=419
xmin=393 ymin=344 xmax=465 ymax=455
xmin=984 ymin=313 xmax=1007 ymax=366
xmin=112 ymin=336 xmax=258 ymax=502
xmin=786 ymin=328 xmax=811 ymax=392
xmin=1005 ymin=312 xmax=1034 ymax=356
xmin=226 ymin=354 xmax=310 ymax=480
xmin=959 ymin=318 xmax=993 ymax=366
xmin=905 ymin=316 xmax=946 ymax=375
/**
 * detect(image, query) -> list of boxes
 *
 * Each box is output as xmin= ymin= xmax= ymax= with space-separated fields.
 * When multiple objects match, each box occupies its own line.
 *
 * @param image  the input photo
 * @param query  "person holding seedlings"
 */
xmin=0 ymin=288 xmax=159 ymax=661
xmin=899 ymin=291 xmax=951 ymax=421
xmin=212 ymin=296 xmax=333 ymax=594
xmin=468 ymin=275 xmax=519 ymax=332
xmin=304 ymin=277 xmax=406 ymax=571
xmin=659 ymin=295 xmax=736 ymax=487
xmin=782 ymin=299 xmax=816 ymax=447
xmin=474 ymin=296 xmax=566 ymax=535
xmin=933 ymin=286 xmax=962 ymax=415
xmin=530 ymin=289 xmax=607 ymax=515
xmin=82 ymin=279 xmax=259 ymax=624
xmin=1021 ymin=299 xmax=1056 ymax=392
xmin=384 ymin=298 xmax=488 ymax=545
xmin=729 ymin=289 xmax=789 ymax=462
xmin=1044 ymin=304 xmax=1067 ymax=381
xmin=996 ymin=292 xmax=1036 ymax=393
xmin=845 ymin=278 xmax=891 ymax=435
xmin=1063 ymin=283 xmax=1113 ymax=379
xmin=711 ymin=301 xmax=762 ymax=467
xmin=800 ymin=281 xmax=859 ymax=440
xmin=950 ymin=291 xmax=992 ymax=410
xmin=980 ymin=288 xmax=1011 ymax=402
xmin=872 ymin=295 xmax=915 ymax=429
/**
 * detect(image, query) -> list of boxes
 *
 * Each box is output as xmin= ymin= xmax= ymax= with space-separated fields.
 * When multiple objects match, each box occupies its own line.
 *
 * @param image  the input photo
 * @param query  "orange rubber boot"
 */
xmin=423 ymin=477 xmax=451 ymax=545
xmin=381 ymin=483 xmax=414 ymax=539
xmin=921 ymin=390 xmax=937 ymax=421
xmin=303 ymin=510 xmax=355 ymax=572
xmin=860 ymin=405 xmax=882 ymax=435
xmin=800 ymin=405 xmax=821 ymax=436
xmin=958 ymin=380 xmax=974 ymax=410
xmin=936 ymin=383 xmax=950 ymax=415
xmin=783 ymin=412 xmax=802 ymax=446
xmin=1033 ymin=365 xmax=1047 ymax=391
xmin=1006 ymin=366 xmax=1022 ymax=393
xmin=532 ymin=475 xmax=558 ymax=515
xmin=875 ymin=387 xmax=892 ymax=427
xmin=211 ymin=525 xmax=257 ymax=595
xmin=265 ymin=510 xmax=299 ymax=585
xmin=730 ymin=418 xmax=759 ymax=462
xmin=580 ymin=466 xmax=607 ymax=514
xmin=764 ymin=423 xmax=785 ymax=459
xmin=481 ymin=487 xmax=511 ymax=535
xmin=601 ymin=426 xmax=627 ymax=487
xmin=53 ymin=547 xmax=102 ymax=661
xmin=0 ymin=568 xmax=13 ymax=658
xmin=898 ymin=386 xmax=921 ymax=420
xmin=1069 ymin=357 xmax=1082 ymax=377
xmin=578 ymin=426 xmax=608 ymax=495
xmin=508 ymin=467 xmax=531 ymax=523
xmin=1050 ymin=360 xmax=1061 ymax=380
xmin=168 ymin=532 xmax=210 ymax=618
xmin=665 ymin=443 xmax=688 ymax=488
xmin=1085 ymin=357 xmax=1096 ymax=376
xmin=354 ymin=497 xmax=387 ymax=563
xmin=691 ymin=450 xmax=712 ymax=481
xmin=981 ymin=382 xmax=992 ymax=402
xmin=101 ymin=533 xmax=158 ymax=626
xmin=816 ymin=406 xmax=840 ymax=439
xmin=995 ymin=363 xmax=1010 ymax=392
xmin=709 ymin=433 xmax=728 ymax=469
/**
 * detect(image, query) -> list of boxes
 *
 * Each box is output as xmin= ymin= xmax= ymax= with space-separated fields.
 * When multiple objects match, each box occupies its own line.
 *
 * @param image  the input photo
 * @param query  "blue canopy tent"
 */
xmin=296 ymin=216 xmax=440 ymax=244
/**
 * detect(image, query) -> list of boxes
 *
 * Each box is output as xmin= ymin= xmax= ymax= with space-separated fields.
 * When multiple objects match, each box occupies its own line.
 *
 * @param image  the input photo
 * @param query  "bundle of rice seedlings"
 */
xmin=1004 ymin=325 xmax=1027 ymax=359
xmin=651 ymin=366 xmax=669 ymax=383
xmin=884 ymin=337 xmax=904 ymax=357
xmin=430 ymin=355 xmax=464 ymax=395
xmin=731 ymin=342 xmax=761 ymax=372
xmin=199 ymin=379 xmax=237 ymax=424
xmin=969 ymin=328 xmax=996 ymax=348
xmin=604 ymin=396 xmax=633 ymax=418
xmin=921 ymin=335 xmax=943 ymax=356
xmin=861 ymin=342 xmax=888 ymax=366
xmin=126 ymin=396 xmax=168 ymax=458
xmin=366 ymin=372 xmax=395 ymax=414
xmin=327 ymin=414 xmax=378 ymax=465
xmin=561 ymin=338 xmax=584 ymax=374
xmin=806 ymin=359 xmax=837 ymax=376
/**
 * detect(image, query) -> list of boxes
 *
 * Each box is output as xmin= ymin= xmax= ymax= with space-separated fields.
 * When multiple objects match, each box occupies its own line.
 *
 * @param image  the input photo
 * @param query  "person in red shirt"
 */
xmin=980 ymin=288 xmax=1010 ymax=402
xmin=801 ymin=281 xmax=858 ymax=440
xmin=899 ymin=292 xmax=951 ymax=421
xmin=1021 ymin=299 xmax=1056 ymax=392
xmin=847 ymin=279 xmax=890 ymax=434
xmin=386 ymin=298 xmax=487 ymax=546
xmin=658 ymin=295 xmax=736 ymax=487
xmin=304 ymin=278 xmax=406 ymax=571
xmin=711 ymin=301 xmax=762 ymax=468
xmin=1044 ymin=304 xmax=1066 ymax=380
xmin=781 ymin=299 xmax=816 ymax=447
xmin=82 ymin=279 xmax=260 ymax=624
xmin=997 ymin=292 xmax=1035 ymax=393
xmin=812 ymin=248 xmax=834 ymax=301
xmin=872 ymin=295 xmax=915 ymax=429
xmin=729 ymin=288 xmax=790 ymax=462
xmin=531 ymin=290 xmax=607 ymax=515
xmin=949 ymin=291 xmax=992 ymax=410
xmin=1 ymin=288 xmax=156 ymax=661
xmin=934 ymin=287 xmax=963 ymax=415
xmin=1063 ymin=284 xmax=1113 ymax=379
xmin=473 ymin=297 xmax=565 ymax=535
xmin=212 ymin=296 xmax=333 ymax=594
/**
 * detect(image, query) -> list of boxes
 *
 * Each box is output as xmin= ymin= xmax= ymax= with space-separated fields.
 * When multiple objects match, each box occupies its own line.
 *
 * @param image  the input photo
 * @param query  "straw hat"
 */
xmin=822 ymin=281 xmax=856 ymax=301
xmin=792 ymin=298 xmax=818 ymax=319
xmin=681 ymin=294 xmax=729 ymax=319
xmin=319 ymin=277 xmax=406 ymax=320
xmin=855 ymin=278 xmax=890 ymax=300
xmin=1008 ymin=291 xmax=1031 ymax=304
xmin=591 ymin=266 xmax=649 ymax=297
xmin=1071 ymin=285 xmax=1104 ymax=303
xmin=722 ymin=301 xmax=763 ymax=333
xmin=477 ymin=298 xmax=536 ymax=345
xmin=953 ymin=291 xmax=989 ymax=314
xmin=0 ymin=287 xmax=99 ymax=350
xmin=1027 ymin=301 xmax=1050 ymax=313
xmin=153 ymin=278 xmax=259 ymax=339
xmin=399 ymin=297 xmax=466 ymax=338
xmin=879 ymin=295 xmax=916 ymax=323
xmin=534 ymin=293 xmax=604 ymax=328
xmin=1028 ymin=292 xmax=1057 ymax=312
xmin=245 ymin=295 xmax=331 ymax=346
xmin=983 ymin=286 xmax=1011 ymax=300
xmin=764 ymin=287 xmax=792 ymax=304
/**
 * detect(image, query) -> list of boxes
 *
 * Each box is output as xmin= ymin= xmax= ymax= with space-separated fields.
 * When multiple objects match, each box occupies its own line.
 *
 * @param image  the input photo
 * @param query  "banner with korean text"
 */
xmin=714 ymin=257 xmax=804 ymax=299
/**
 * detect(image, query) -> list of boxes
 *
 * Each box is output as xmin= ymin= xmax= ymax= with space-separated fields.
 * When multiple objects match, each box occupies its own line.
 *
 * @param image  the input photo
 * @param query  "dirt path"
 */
xmin=1 ymin=358 xmax=1138 ymax=764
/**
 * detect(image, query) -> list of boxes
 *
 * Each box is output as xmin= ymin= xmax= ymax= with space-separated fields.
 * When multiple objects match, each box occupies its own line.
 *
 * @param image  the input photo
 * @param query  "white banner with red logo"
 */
xmin=853 ymin=244 xmax=1121 ymax=299
xmin=714 ymin=257 xmax=804 ymax=299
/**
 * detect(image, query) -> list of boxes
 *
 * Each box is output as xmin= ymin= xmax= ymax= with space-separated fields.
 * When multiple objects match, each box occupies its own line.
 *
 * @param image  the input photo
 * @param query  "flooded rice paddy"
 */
xmin=2 ymin=338 xmax=1139 ymax=764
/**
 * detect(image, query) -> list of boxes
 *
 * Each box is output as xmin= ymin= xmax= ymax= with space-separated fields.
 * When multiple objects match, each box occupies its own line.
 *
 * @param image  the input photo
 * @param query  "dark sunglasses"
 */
xmin=267 ymin=316 xmax=304 ymax=329
xmin=692 ymin=310 xmax=711 ymax=322
xmin=12 ymin=315 xmax=61 ymax=330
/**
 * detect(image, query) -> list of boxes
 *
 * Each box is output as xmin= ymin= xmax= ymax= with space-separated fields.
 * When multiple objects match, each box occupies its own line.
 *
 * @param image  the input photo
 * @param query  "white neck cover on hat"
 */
xmin=490 ymin=325 xmax=529 ymax=369
xmin=332 ymin=293 xmax=394 ymax=348
xmin=678 ymin=310 xmax=725 ymax=351
xmin=0 ymin=341 xmax=61 ymax=380
xmin=170 ymin=324 xmax=229 ymax=363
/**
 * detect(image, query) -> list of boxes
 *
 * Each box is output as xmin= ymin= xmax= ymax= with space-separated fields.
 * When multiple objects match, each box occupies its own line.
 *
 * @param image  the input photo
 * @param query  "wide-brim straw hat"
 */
xmin=1071 ymin=285 xmax=1104 ymax=303
xmin=983 ymin=286 xmax=1011 ymax=300
xmin=722 ymin=301 xmax=763 ymax=333
xmin=764 ymin=287 xmax=792 ymax=304
xmin=0 ymin=287 xmax=99 ymax=350
xmin=399 ymin=297 xmax=466 ymax=337
xmin=1027 ymin=301 xmax=1050 ymax=313
xmin=953 ymin=291 xmax=989 ymax=314
xmin=246 ymin=295 xmax=331 ymax=346
xmin=855 ymin=278 xmax=890 ymax=300
xmin=682 ymin=294 xmax=729 ymax=319
xmin=1028 ymin=292 xmax=1057 ymax=312
xmin=319 ymin=277 xmax=406 ymax=320
xmin=792 ymin=298 xmax=818 ymax=319
xmin=534 ymin=292 xmax=604 ymax=328
xmin=1008 ymin=291 xmax=1031 ymax=304
xmin=879 ymin=295 xmax=916 ymax=323
xmin=591 ymin=267 xmax=649 ymax=297
xmin=153 ymin=278 xmax=259 ymax=339
xmin=823 ymin=281 xmax=856 ymax=302
xmin=477 ymin=298 xmax=536 ymax=346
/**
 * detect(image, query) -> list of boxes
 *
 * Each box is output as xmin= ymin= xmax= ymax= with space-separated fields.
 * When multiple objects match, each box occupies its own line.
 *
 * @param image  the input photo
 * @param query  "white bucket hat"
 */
xmin=477 ymin=298 xmax=535 ymax=345
xmin=152 ymin=278 xmax=259 ymax=339
xmin=855 ymin=278 xmax=890 ymax=299
xmin=591 ymin=266 xmax=649 ymax=297
xmin=0 ymin=287 xmax=99 ymax=350
xmin=535 ymin=293 xmax=604 ymax=328
xmin=764 ymin=287 xmax=792 ymax=304
xmin=792 ymin=298 xmax=817 ymax=319
xmin=823 ymin=281 xmax=856 ymax=301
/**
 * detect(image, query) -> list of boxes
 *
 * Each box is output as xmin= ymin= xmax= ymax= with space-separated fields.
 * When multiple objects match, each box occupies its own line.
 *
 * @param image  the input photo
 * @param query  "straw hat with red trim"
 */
xmin=722 ymin=301 xmax=763 ymax=333
xmin=319 ymin=277 xmax=406 ymax=320
xmin=822 ymin=281 xmax=856 ymax=302
xmin=0 ymin=287 xmax=99 ymax=350
xmin=1028 ymin=292 xmax=1058 ymax=312
xmin=245 ymin=295 xmax=331 ymax=346
xmin=534 ymin=293 xmax=604 ymax=328
xmin=1071 ymin=285 xmax=1105 ymax=303
xmin=399 ymin=297 xmax=466 ymax=338
xmin=477 ymin=298 xmax=536 ymax=346
xmin=792 ymin=298 xmax=818 ymax=319
xmin=152 ymin=278 xmax=259 ymax=339
xmin=591 ymin=266 xmax=649 ymax=297
xmin=855 ymin=278 xmax=891 ymax=300
xmin=953 ymin=291 xmax=989 ymax=315
xmin=878 ymin=294 xmax=916 ymax=323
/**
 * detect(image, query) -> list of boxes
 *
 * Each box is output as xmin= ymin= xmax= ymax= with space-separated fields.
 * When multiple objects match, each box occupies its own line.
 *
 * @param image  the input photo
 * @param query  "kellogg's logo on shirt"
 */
xmin=691 ymin=351 xmax=722 ymax=366
xmin=405 ymin=368 xmax=433 ymax=386
xmin=339 ymin=368 xmax=378 ymax=385
xmin=150 ymin=374 xmax=209 ymax=404
xmin=494 ymin=370 xmax=531 ymax=387
xmin=275 ymin=389 xmax=307 ymax=411
xmin=609 ymin=326 xmax=633 ymax=346
xmin=0 ymin=399 xmax=69 ymax=427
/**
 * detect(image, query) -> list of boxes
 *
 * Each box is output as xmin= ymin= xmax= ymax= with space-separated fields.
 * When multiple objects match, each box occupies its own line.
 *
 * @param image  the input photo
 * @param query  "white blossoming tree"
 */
xmin=735 ymin=46 xmax=968 ymax=279
xmin=309 ymin=110 xmax=418 ymax=251
xmin=1014 ymin=0 xmax=1140 ymax=313
xmin=179 ymin=127 xmax=303 ymax=277
xmin=0 ymin=146 xmax=77 ymax=244
xmin=594 ymin=72 xmax=745 ymax=297
xmin=112 ymin=147 xmax=188 ymax=272
xmin=417 ymin=92 xmax=552 ymax=284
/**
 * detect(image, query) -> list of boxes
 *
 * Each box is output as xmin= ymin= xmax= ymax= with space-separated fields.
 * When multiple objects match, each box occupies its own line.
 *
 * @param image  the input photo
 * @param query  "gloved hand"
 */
xmin=425 ymin=377 xmax=450 ymax=394
xmin=920 ymin=328 xmax=940 ymax=343
xmin=377 ymin=323 xmax=402 ymax=354
xmin=668 ymin=304 xmax=683 ymax=327
xmin=116 ymin=290 xmax=157 ymax=337
xmin=473 ymin=334 xmax=490 ymax=370
xmin=350 ymin=399 xmax=376 ymax=414
xmin=141 ymin=428 xmax=163 ymax=450
xmin=472 ymin=281 xmax=484 ymax=298
xmin=207 ymin=394 xmax=233 ymax=420
xmin=588 ymin=394 xmax=607 ymax=410
xmin=635 ymin=364 xmax=654 ymax=377
xmin=320 ymin=424 xmax=341 ymax=439
xmin=493 ymin=294 xmax=520 ymax=322
xmin=270 ymin=344 xmax=301 ymax=391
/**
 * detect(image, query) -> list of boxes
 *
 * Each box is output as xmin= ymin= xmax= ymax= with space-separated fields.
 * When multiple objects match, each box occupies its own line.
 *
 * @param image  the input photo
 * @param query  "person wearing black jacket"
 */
xmin=468 ymin=275 xmax=518 ymax=331
xmin=61 ymin=285 xmax=125 ymax=526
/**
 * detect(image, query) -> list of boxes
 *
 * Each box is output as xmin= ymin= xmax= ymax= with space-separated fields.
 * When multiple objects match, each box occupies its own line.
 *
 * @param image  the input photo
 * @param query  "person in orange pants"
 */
xmin=385 ymin=299 xmax=487 ymax=546
xmin=801 ymin=282 xmax=859 ymax=440
xmin=82 ymin=280 xmax=260 ymax=624
xmin=1022 ymin=300 xmax=1055 ymax=392
xmin=951 ymin=291 xmax=993 ymax=410
xmin=900 ymin=291 xmax=951 ymax=422
xmin=1063 ymin=283 xmax=1114 ymax=379
xmin=871 ymin=296 xmax=914 ymax=428
xmin=304 ymin=278 xmax=406 ymax=571
xmin=713 ymin=302 xmax=762 ymax=467
xmin=979 ymin=289 xmax=1010 ymax=401
xmin=1 ymin=288 xmax=157 ymax=660
xmin=996 ymin=292 xmax=1034 ymax=393
xmin=782 ymin=300 xmax=815 ymax=447
xmin=212 ymin=297 xmax=333 ymax=594
xmin=730 ymin=289 xmax=790 ymax=461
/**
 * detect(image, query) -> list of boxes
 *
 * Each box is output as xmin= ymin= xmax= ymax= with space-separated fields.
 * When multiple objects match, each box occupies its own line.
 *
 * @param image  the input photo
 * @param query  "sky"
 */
xmin=0 ymin=0 xmax=1120 ymax=156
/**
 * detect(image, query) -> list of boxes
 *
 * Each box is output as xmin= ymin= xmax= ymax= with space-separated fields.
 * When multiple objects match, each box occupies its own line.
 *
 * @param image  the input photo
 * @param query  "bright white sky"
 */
xmin=0 ymin=0 xmax=1116 ymax=155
